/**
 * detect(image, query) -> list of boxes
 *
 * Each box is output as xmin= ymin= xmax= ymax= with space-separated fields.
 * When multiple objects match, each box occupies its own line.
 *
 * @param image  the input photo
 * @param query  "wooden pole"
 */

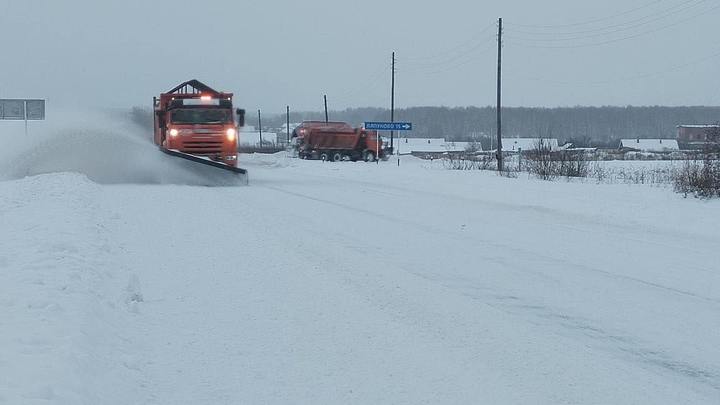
xmin=286 ymin=105 xmax=290 ymax=142
xmin=496 ymin=17 xmax=504 ymax=172
xmin=258 ymin=109 xmax=263 ymax=146
xmin=324 ymin=95 xmax=329 ymax=123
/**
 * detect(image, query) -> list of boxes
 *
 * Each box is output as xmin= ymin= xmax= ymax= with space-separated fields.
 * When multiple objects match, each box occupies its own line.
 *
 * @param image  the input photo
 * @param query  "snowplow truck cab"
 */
xmin=154 ymin=80 xmax=245 ymax=167
xmin=293 ymin=121 xmax=385 ymax=162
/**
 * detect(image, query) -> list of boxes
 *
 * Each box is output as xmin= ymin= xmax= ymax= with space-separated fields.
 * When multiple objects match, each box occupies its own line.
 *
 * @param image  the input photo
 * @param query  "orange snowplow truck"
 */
xmin=293 ymin=121 xmax=386 ymax=162
xmin=153 ymin=80 xmax=245 ymax=169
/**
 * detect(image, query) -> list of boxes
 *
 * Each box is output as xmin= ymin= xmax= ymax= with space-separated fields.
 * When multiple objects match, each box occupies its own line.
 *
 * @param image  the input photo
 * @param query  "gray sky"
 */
xmin=1 ymin=0 xmax=718 ymax=113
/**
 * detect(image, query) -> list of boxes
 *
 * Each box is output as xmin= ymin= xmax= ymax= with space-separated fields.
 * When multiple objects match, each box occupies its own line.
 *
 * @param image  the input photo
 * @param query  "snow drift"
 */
xmin=0 ymin=110 xmax=244 ymax=186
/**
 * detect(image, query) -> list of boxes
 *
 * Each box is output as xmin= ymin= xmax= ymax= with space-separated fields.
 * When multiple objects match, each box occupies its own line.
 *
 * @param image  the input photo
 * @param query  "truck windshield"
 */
xmin=171 ymin=109 xmax=232 ymax=124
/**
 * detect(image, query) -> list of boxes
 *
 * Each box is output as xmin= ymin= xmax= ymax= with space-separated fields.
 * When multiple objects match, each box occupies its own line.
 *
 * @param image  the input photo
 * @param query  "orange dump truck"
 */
xmin=153 ymin=79 xmax=247 ymax=176
xmin=293 ymin=121 xmax=387 ymax=162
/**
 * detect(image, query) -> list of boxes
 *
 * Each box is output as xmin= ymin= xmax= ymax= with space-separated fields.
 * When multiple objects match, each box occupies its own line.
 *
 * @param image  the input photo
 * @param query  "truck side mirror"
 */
xmin=156 ymin=111 xmax=165 ymax=129
xmin=236 ymin=109 xmax=246 ymax=127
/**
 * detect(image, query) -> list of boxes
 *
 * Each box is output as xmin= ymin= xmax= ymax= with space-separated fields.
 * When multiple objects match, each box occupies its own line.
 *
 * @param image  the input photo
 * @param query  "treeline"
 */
xmin=264 ymin=106 xmax=720 ymax=148
xmin=128 ymin=105 xmax=720 ymax=148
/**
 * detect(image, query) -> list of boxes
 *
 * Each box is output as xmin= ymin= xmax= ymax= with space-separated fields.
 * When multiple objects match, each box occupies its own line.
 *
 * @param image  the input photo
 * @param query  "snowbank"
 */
xmin=1 ymin=139 xmax=719 ymax=404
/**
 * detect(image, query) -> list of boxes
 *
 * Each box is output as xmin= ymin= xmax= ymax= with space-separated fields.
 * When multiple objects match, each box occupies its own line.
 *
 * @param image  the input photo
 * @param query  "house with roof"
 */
xmin=619 ymin=138 xmax=679 ymax=153
xmin=490 ymin=138 xmax=560 ymax=153
xmin=281 ymin=122 xmax=300 ymax=136
xmin=239 ymin=125 xmax=280 ymax=147
xmin=677 ymin=125 xmax=719 ymax=150
xmin=395 ymin=138 xmax=476 ymax=156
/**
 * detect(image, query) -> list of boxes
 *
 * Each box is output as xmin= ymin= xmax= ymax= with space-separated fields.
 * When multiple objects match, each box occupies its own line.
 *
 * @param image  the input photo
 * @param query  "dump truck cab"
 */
xmin=154 ymin=80 xmax=245 ymax=167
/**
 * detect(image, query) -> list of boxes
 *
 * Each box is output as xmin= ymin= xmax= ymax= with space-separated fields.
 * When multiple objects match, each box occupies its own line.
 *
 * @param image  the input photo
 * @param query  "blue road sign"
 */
xmin=364 ymin=121 xmax=412 ymax=131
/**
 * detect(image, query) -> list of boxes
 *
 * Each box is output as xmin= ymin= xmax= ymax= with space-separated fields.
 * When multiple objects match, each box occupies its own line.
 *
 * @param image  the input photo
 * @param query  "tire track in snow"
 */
xmin=255 ymin=180 xmax=720 ymax=393
xmin=259 ymin=183 xmax=720 ymax=305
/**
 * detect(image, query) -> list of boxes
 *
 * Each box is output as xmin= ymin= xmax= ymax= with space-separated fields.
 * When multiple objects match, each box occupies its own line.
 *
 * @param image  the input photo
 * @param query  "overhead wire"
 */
xmin=506 ymin=2 xmax=720 ymax=48
xmin=401 ymin=40 xmax=497 ymax=74
xmin=325 ymin=0 xmax=720 ymax=107
xmin=509 ymin=0 xmax=671 ymax=29
xmin=507 ymin=0 xmax=706 ymax=38
xmin=330 ymin=61 xmax=392 ymax=107
xmin=505 ymin=46 xmax=720 ymax=86
xmin=403 ymin=22 xmax=497 ymax=63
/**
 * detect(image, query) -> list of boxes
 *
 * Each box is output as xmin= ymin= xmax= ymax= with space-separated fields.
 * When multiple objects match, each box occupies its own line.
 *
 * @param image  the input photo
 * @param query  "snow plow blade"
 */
xmin=160 ymin=147 xmax=248 ymax=185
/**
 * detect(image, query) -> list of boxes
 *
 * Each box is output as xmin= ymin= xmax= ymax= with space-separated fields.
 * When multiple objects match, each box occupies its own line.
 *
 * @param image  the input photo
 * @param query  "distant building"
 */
xmin=619 ymin=138 xmax=679 ymax=153
xmin=395 ymin=138 xmax=475 ymax=156
xmin=677 ymin=125 xmax=719 ymax=150
xmin=239 ymin=125 xmax=280 ymax=147
xmin=281 ymin=122 xmax=300 ymax=137
xmin=499 ymin=138 xmax=560 ymax=152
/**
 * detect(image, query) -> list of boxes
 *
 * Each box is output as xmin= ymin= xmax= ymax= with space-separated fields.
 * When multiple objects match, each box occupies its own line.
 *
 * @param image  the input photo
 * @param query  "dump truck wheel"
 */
xmin=320 ymin=152 xmax=329 ymax=161
xmin=364 ymin=151 xmax=376 ymax=162
xmin=332 ymin=152 xmax=343 ymax=162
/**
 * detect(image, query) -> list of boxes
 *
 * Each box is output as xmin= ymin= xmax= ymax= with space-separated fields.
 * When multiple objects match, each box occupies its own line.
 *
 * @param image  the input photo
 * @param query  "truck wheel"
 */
xmin=364 ymin=151 xmax=376 ymax=162
xmin=320 ymin=152 xmax=329 ymax=161
xmin=332 ymin=152 xmax=343 ymax=162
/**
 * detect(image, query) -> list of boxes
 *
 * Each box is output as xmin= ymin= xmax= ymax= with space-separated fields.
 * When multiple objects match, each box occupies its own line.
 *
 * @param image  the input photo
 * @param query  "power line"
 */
xmin=400 ymin=44 xmax=497 ymax=76
xmin=505 ymin=47 xmax=720 ymax=86
xmin=403 ymin=22 xmax=496 ymax=63
xmin=506 ymin=0 xmax=710 ymax=43
xmin=507 ymin=3 xmax=720 ymax=49
xmin=507 ymin=0 xmax=706 ymax=38
xmin=401 ymin=41 xmax=497 ymax=74
xmin=330 ymin=61 xmax=391 ymax=105
xmin=509 ymin=0 xmax=670 ymax=29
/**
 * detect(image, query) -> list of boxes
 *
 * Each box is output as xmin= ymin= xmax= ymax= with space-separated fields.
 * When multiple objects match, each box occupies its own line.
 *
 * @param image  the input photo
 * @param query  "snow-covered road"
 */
xmin=2 ymin=147 xmax=719 ymax=404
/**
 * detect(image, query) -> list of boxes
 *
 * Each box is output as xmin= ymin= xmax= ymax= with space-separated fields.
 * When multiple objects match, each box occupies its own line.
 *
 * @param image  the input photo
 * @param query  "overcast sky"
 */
xmin=1 ymin=0 xmax=718 ymax=113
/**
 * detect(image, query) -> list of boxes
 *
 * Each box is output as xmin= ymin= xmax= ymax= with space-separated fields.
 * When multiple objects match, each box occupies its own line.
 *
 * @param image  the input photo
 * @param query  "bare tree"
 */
xmin=527 ymin=139 xmax=556 ymax=180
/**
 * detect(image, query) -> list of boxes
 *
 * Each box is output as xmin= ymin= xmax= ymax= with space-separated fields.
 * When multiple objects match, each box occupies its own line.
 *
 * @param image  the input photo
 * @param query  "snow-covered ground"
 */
xmin=1 ymin=119 xmax=719 ymax=404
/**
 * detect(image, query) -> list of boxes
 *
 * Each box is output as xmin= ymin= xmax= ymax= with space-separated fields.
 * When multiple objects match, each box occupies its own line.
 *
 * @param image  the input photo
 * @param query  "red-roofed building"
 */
xmin=677 ymin=125 xmax=720 ymax=150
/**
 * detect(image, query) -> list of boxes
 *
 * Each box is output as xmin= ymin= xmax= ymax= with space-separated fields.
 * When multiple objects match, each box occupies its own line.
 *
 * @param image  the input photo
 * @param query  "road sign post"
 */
xmin=376 ymin=133 xmax=379 ymax=165
xmin=364 ymin=121 xmax=412 ymax=165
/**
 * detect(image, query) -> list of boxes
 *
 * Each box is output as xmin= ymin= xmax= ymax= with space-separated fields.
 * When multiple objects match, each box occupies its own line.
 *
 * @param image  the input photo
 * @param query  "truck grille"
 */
xmin=182 ymin=140 xmax=223 ymax=154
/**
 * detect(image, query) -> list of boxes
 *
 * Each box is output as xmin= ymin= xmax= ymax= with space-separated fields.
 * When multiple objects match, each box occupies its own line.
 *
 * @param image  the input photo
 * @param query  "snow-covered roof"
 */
xmin=396 ymin=138 xmax=447 ymax=153
xmin=619 ymin=139 xmax=679 ymax=152
xmin=282 ymin=122 xmax=300 ymax=131
xmin=444 ymin=141 xmax=472 ymax=152
xmin=395 ymin=138 xmax=479 ymax=154
xmin=501 ymin=138 xmax=559 ymax=152
xmin=240 ymin=129 xmax=279 ymax=146
xmin=567 ymin=147 xmax=597 ymax=152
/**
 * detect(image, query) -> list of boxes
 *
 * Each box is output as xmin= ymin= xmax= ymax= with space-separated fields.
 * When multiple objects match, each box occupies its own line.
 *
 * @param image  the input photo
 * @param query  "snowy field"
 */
xmin=1 ymin=118 xmax=719 ymax=404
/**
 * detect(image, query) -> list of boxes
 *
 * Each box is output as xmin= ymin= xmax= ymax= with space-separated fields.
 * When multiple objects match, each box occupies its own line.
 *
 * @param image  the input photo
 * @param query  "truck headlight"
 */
xmin=169 ymin=128 xmax=179 ymax=137
xmin=226 ymin=128 xmax=237 ymax=141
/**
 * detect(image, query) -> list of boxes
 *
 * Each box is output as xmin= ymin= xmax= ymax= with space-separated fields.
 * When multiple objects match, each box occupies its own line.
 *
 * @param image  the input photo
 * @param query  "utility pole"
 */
xmin=324 ymin=94 xmax=329 ymax=123
xmin=286 ymin=105 xmax=290 ymax=142
xmin=257 ymin=109 xmax=263 ymax=146
xmin=496 ymin=17 xmax=504 ymax=172
xmin=24 ymin=101 xmax=28 ymax=137
xmin=391 ymin=51 xmax=396 ymax=152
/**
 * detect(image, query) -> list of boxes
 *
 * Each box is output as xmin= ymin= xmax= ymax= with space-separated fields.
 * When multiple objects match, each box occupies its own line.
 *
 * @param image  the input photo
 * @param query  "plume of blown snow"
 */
xmin=0 ymin=108 xmax=243 ymax=186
